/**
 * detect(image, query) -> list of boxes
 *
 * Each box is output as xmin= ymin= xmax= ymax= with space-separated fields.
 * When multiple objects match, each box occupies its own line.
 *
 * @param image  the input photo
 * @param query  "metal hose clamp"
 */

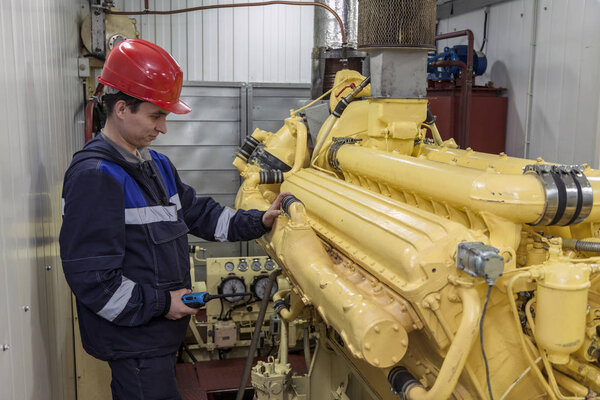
xmin=524 ymin=164 xmax=593 ymax=226
xmin=328 ymin=137 xmax=362 ymax=170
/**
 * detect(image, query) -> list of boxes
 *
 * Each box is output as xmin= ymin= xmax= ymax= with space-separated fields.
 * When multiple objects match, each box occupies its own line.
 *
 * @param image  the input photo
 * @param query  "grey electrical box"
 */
xmin=456 ymin=242 xmax=504 ymax=285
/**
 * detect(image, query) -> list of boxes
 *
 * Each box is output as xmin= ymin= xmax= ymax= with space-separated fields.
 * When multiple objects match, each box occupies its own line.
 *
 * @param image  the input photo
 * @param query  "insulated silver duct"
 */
xmin=311 ymin=0 xmax=366 ymax=99
xmin=315 ymin=0 xmax=358 ymax=48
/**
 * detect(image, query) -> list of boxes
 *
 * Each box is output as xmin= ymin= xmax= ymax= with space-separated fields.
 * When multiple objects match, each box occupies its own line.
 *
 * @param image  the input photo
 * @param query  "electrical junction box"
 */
xmin=214 ymin=320 xmax=237 ymax=348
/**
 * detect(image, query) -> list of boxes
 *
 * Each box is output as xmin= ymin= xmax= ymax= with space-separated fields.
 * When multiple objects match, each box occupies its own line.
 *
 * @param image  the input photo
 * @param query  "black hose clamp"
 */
xmin=237 ymin=136 xmax=260 ymax=161
xmin=281 ymin=195 xmax=303 ymax=215
xmin=387 ymin=367 xmax=421 ymax=399
xmin=328 ymin=137 xmax=362 ymax=170
xmin=272 ymin=298 xmax=288 ymax=315
xmin=259 ymin=170 xmax=284 ymax=184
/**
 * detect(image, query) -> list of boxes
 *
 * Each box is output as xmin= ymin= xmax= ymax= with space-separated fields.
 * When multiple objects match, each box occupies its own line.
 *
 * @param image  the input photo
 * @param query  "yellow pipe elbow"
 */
xmin=281 ymin=292 xmax=305 ymax=322
xmin=287 ymin=201 xmax=308 ymax=226
xmin=271 ymin=289 xmax=305 ymax=322
xmin=404 ymin=286 xmax=480 ymax=400
xmin=283 ymin=118 xmax=308 ymax=179
xmin=233 ymin=156 xmax=248 ymax=174
xmin=311 ymin=114 xmax=337 ymax=164
xmin=250 ymin=128 xmax=272 ymax=144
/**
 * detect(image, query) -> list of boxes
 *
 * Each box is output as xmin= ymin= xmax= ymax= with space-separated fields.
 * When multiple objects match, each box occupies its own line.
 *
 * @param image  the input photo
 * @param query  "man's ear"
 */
xmin=114 ymin=100 xmax=128 ymax=120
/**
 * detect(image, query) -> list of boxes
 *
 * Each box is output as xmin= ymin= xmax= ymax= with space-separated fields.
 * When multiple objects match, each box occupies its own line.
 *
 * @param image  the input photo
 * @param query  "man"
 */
xmin=59 ymin=39 xmax=285 ymax=400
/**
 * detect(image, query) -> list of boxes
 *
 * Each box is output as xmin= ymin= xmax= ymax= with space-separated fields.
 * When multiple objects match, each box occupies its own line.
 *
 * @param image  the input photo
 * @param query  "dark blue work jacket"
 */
xmin=59 ymin=136 xmax=266 ymax=361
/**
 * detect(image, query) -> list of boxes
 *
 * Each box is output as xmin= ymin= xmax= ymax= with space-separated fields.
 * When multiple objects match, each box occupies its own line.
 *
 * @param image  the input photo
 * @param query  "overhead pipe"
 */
xmin=524 ymin=0 xmax=539 ymax=158
xmin=107 ymin=1 xmax=347 ymax=45
xmin=434 ymin=30 xmax=474 ymax=148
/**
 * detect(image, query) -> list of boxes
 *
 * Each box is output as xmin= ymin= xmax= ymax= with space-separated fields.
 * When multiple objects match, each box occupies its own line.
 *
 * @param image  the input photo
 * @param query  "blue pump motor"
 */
xmin=427 ymin=45 xmax=487 ymax=81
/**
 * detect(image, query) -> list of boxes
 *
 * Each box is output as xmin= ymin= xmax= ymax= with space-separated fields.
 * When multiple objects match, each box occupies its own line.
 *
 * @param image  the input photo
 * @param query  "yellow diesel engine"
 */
xmin=232 ymin=1 xmax=600 ymax=399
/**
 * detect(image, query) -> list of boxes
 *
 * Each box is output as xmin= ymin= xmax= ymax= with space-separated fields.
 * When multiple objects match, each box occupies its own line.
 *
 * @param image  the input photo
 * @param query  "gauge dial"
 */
xmin=264 ymin=259 xmax=275 ymax=271
xmin=224 ymin=261 xmax=235 ymax=272
xmin=251 ymin=275 xmax=278 ymax=300
xmin=238 ymin=259 xmax=248 ymax=272
xmin=219 ymin=276 xmax=247 ymax=302
xmin=251 ymin=259 xmax=262 ymax=271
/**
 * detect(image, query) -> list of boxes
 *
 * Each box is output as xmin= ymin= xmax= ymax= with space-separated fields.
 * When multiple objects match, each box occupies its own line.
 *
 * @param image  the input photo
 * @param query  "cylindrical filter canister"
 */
xmin=535 ymin=262 xmax=590 ymax=365
xmin=357 ymin=0 xmax=437 ymax=49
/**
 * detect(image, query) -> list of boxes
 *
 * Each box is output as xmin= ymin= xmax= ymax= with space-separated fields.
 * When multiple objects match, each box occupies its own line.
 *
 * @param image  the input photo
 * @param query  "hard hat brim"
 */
xmin=157 ymin=99 xmax=192 ymax=115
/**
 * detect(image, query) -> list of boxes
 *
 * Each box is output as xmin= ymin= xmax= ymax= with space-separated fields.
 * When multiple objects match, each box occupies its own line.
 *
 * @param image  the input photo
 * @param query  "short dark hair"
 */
xmin=103 ymin=91 xmax=145 ymax=117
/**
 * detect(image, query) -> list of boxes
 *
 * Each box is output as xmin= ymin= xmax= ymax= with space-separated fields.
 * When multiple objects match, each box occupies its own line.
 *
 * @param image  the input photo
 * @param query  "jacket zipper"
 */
xmin=135 ymin=162 xmax=164 ymax=205
xmin=138 ymin=161 xmax=169 ymax=206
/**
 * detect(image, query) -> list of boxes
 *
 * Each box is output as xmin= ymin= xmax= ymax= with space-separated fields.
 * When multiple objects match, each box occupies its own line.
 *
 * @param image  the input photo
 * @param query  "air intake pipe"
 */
xmin=331 ymin=145 xmax=597 ymax=226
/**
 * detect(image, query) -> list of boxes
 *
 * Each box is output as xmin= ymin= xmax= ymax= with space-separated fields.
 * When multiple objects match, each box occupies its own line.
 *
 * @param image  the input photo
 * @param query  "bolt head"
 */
xmin=45 ymin=265 xmax=52 ymax=270
xmin=1 ymin=344 xmax=9 ymax=351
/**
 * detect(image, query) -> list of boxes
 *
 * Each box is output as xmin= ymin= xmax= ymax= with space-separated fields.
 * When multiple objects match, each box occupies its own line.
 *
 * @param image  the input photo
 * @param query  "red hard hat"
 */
xmin=98 ymin=39 xmax=191 ymax=114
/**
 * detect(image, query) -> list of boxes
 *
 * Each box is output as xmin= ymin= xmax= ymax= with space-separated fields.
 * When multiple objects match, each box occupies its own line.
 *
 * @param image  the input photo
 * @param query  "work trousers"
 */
xmin=108 ymin=353 xmax=182 ymax=400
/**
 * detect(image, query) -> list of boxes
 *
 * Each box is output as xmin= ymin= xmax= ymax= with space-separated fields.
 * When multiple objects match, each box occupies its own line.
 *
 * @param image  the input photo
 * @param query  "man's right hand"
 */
xmin=165 ymin=288 xmax=198 ymax=320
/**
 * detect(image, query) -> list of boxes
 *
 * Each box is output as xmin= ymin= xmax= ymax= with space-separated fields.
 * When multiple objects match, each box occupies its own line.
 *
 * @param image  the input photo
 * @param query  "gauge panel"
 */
xmin=251 ymin=275 xmax=278 ymax=300
xmin=218 ymin=276 xmax=247 ymax=303
xmin=205 ymin=257 xmax=285 ymax=321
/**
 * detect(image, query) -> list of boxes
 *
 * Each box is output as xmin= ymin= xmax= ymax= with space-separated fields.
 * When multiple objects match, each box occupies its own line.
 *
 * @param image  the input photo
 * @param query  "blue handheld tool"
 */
xmin=181 ymin=292 xmax=209 ymax=308
xmin=182 ymin=291 xmax=254 ymax=308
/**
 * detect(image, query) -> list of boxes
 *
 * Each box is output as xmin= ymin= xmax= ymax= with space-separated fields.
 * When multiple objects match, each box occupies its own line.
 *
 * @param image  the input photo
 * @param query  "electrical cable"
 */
xmin=480 ymin=8 xmax=489 ymax=52
xmin=224 ymin=297 xmax=257 ymax=320
xmin=481 ymin=284 xmax=494 ymax=400
xmin=218 ymin=297 xmax=224 ymax=320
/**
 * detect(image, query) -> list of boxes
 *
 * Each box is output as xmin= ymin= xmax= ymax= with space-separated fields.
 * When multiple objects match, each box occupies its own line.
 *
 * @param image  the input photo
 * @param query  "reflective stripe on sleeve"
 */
xmin=62 ymin=198 xmax=65 ymax=216
xmin=170 ymin=193 xmax=181 ymax=210
xmin=124 ymin=205 xmax=178 ymax=225
xmin=214 ymin=207 xmax=236 ymax=242
xmin=97 ymin=276 xmax=135 ymax=322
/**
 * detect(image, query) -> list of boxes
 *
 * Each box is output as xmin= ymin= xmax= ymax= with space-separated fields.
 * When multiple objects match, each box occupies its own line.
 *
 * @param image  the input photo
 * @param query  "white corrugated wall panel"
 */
xmin=438 ymin=0 xmax=600 ymax=166
xmin=0 ymin=1 xmax=84 ymax=399
xmin=113 ymin=0 xmax=314 ymax=83
xmin=530 ymin=0 xmax=600 ymax=165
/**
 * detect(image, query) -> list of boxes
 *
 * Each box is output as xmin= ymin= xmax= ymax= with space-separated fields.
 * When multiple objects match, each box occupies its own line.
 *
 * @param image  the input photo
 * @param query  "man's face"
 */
xmin=119 ymin=102 xmax=170 ymax=149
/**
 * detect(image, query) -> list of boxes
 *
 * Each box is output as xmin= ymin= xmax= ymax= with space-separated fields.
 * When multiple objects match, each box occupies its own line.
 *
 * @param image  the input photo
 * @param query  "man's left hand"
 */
xmin=262 ymin=192 xmax=292 ymax=228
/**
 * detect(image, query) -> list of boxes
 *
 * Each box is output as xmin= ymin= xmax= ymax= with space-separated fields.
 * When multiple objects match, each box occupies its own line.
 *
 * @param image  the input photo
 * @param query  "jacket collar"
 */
xmin=85 ymin=133 xmax=152 ymax=164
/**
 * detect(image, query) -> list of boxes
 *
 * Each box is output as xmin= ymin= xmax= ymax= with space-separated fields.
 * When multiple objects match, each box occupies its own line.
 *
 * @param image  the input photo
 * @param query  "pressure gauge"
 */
xmin=218 ymin=276 xmax=247 ymax=303
xmin=224 ymin=261 xmax=235 ymax=272
xmin=251 ymin=258 xmax=262 ymax=271
xmin=251 ymin=275 xmax=278 ymax=301
xmin=238 ymin=259 xmax=249 ymax=272
xmin=264 ymin=259 xmax=275 ymax=271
